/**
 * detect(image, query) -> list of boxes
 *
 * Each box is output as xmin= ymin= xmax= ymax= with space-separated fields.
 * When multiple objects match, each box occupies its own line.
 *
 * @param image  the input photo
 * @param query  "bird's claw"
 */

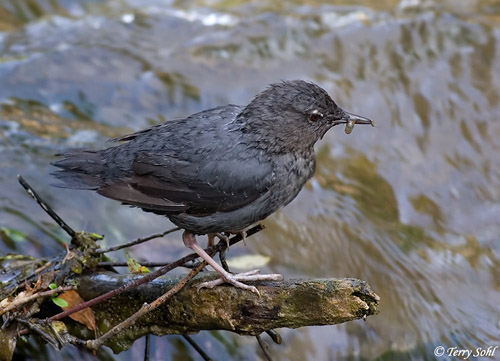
xmin=216 ymin=233 xmax=230 ymax=249
xmin=217 ymin=230 xmax=248 ymax=248
xmin=197 ymin=269 xmax=283 ymax=295
xmin=238 ymin=230 xmax=247 ymax=246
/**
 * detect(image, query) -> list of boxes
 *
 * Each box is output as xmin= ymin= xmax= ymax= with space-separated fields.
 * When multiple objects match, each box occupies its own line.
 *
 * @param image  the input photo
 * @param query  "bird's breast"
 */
xmin=276 ymin=152 xmax=315 ymax=180
xmin=269 ymin=152 xmax=315 ymax=205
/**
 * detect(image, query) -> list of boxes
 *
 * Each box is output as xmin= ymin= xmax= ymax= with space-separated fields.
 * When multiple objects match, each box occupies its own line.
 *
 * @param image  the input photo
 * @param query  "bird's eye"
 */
xmin=309 ymin=110 xmax=324 ymax=122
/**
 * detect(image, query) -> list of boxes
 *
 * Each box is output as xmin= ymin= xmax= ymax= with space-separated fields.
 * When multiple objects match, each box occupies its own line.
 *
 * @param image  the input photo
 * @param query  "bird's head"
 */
xmin=237 ymin=80 xmax=373 ymax=152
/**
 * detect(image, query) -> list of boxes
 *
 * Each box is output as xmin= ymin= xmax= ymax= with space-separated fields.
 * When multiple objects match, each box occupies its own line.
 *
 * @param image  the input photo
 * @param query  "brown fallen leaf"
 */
xmin=57 ymin=290 xmax=96 ymax=331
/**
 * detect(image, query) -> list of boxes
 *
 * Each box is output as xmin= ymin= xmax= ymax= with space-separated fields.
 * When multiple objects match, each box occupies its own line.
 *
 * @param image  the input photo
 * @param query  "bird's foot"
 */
xmin=215 ymin=233 xmax=230 ymax=249
xmin=210 ymin=230 xmax=248 ymax=250
xmin=235 ymin=230 xmax=247 ymax=246
xmin=197 ymin=269 xmax=283 ymax=295
xmin=183 ymin=231 xmax=282 ymax=295
xmin=225 ymin=229 xmax=248 ymax=246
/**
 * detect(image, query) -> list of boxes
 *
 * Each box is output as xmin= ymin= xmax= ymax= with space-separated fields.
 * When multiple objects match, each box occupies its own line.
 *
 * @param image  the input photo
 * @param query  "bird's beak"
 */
xmin=342 ymin=111 xmax=374 ymax=126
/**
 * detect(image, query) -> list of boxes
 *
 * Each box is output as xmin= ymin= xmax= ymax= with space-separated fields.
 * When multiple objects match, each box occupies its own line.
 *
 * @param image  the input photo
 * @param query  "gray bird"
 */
xmin=52 ymin=80 xmax=373 ymax=292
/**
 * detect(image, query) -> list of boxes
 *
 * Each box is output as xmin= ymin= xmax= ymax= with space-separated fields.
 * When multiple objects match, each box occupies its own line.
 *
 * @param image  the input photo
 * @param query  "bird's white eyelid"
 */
xmin=311 ymin=109 xmax=324 ymax=118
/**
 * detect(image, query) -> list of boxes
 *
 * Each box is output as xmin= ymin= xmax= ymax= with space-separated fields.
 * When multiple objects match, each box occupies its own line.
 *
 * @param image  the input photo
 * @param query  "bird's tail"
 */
xmin=51 ymin=149 xmax=106 ymax=190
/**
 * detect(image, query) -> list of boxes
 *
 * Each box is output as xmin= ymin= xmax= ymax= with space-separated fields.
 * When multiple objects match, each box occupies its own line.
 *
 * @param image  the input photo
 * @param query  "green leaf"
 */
xmin=88 ymin=232 xmax=103 ymax=240
xmin=0 ymin=227 xmax=28 ymax=243
xmin=126 ymin=253 xmax=150 ymax=274
xmin=48 ymin=283 xmax=57 ymax=290
xmin=52 ymin=297 xmax=68 ymax=308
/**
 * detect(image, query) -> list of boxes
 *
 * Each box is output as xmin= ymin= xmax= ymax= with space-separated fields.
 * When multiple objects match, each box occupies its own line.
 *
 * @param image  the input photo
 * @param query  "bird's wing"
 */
xmin=108 ymin=123 xmax=165 ymax=143
xmin=97 ymin=151 xmax=274 ymax=216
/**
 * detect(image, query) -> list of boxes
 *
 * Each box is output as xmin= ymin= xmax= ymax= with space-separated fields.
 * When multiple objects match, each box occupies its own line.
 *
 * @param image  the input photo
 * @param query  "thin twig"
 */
xmin=97 ymin=261 xmax=175 ymax=268
xmin=68 ymin=335 xmax=89 ymax=347
xmin=1 ymin=314 xmax=12 ymax=330
xmin=180 ymin=261 xmax=207 ymax=270
xmin=15 ymin=318 xmax=61 ymax=348
xmin=0 ymin=286 xmax=75 ymax=316
xmin=95 ymin=227 xmax=181 ymax=254
xmin=34 ymin=261 xmax=53 ymax=275
xmin=144 ymin=335 xmax=150 ymax=361
xmin=256 ymin=335 xmax=274 ymax=361
xmin=219 ymin=247 xmax=230 ymax=272
xmin=98 ymin=260 xmax=210 ymax=269
xmin=48 ymin=225 xmax=262 ymax=322
xmin=17 ymin=175 xmax=75 ymax=238
xmin=98 ymin=261 xmax=209 ymax=268
xmin=85 ymin=258 xmax=208 ymax=350
xmin=183 ymin=335 xmax=213 ymax=361
xmin=265 ymin=330 xmax=282 ymax=344
xmin=97 ymin=260 xmax=207 ymax=268
xmin=16 ymin=261 xmax=54 ymax=290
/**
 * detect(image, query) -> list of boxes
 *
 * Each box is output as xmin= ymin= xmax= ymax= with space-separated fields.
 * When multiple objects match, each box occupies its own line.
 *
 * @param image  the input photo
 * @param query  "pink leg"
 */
xmin=182 ymin=231 xmax=282 ymax=294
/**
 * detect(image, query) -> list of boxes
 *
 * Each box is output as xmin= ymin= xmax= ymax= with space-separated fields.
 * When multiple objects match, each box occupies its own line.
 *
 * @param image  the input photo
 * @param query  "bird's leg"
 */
xmin=183 ymin=231 xmax=258 ymax=293
xmin=207 ymin=233 xmax=216 ymax=247
xmin=182 ymin=231 xmax=282 ymax=294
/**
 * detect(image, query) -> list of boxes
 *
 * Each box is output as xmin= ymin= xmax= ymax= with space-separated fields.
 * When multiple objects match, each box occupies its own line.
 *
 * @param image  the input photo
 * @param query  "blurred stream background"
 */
xmin=0 ymin=0 xmax=499 ymax=360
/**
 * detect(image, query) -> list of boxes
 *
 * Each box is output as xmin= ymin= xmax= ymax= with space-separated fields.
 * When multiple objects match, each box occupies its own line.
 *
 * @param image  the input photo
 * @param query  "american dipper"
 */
xmin=52 ymin=80 xmax=373 ymax=292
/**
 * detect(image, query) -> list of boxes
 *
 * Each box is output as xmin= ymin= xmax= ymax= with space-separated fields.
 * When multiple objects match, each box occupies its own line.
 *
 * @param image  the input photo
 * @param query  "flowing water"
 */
xmin=0 ymin=0 xmax=499 ymax=360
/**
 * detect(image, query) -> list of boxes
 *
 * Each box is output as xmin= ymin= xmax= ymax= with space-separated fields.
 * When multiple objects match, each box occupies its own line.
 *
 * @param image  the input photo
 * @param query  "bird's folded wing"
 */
xmin=98 ymin=152 xmax=273 ymax=216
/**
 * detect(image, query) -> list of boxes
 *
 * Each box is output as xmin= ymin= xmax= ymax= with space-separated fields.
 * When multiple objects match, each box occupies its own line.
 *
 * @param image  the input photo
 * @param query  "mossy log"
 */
xmin=70 ymin=271 xmax=379 ymax=352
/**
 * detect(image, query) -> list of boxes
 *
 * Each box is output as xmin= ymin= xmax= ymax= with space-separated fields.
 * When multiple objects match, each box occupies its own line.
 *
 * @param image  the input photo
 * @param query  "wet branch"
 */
xmin=68 ymin=272 xmax=379 ymax=353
